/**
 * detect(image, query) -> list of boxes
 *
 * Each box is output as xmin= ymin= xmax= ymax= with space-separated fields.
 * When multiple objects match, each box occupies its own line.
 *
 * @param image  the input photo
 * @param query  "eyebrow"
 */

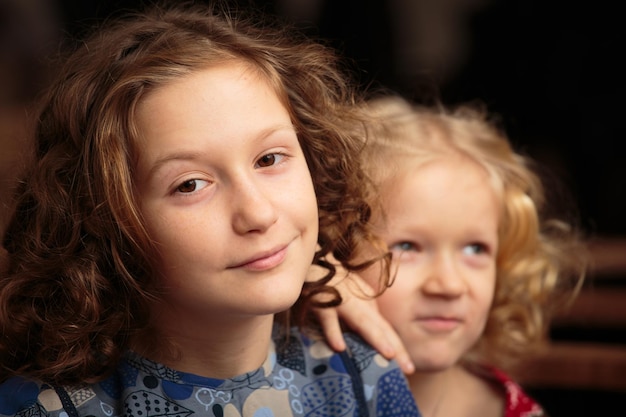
xmin=144 ymin=124 xmax=297 ymax=178
xmin=147 ymin=151 xmax=204 ymax=178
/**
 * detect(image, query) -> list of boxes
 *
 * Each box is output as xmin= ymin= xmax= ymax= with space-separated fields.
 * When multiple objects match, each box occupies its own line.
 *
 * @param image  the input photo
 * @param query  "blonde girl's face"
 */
xmin=364 ymin=154 xmax=499 ymax=373
xmin=133 ymin=62 xmax=318 ymax=329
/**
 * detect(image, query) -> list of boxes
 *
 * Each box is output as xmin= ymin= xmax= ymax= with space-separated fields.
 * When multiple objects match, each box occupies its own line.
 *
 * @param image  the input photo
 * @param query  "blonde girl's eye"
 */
xmin=176 ymin=179 xmax=209 ymax=194
xmin=390 ymin=241 xmax=418 ymax=253
xmin=462 ymin=242 xmax=488 ymax=256
xmin=255 ymin=152 xmax=285 ymax=168
xmin=388 ymin=241 xmax=421 ymax=262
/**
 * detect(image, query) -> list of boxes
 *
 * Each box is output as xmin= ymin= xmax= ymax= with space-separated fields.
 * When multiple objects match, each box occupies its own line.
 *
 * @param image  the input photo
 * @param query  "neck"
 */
xmin=407 ymin=366 xmax=457 ymax=417
xmin=134 ymin=313 xmax=275 ymax=379
xmin=409 ymin=364 xmax=506 ymax=417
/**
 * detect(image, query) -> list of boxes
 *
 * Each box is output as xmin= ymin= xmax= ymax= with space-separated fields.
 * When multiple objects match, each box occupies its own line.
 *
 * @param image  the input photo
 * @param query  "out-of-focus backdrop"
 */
xmin=1 ymin=0 xmax=624 ymax=415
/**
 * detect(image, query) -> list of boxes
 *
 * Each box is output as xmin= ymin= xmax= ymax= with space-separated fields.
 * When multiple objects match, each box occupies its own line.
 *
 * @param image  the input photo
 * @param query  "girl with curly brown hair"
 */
xmin=0 ymin=5 xmax=420 ymax=417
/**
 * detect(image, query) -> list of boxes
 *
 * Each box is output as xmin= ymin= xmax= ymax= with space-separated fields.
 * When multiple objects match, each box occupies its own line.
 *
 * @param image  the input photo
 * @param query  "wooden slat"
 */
xmin=586 ymin=237 xmax=626 ymax=277
xmin=553 ymin=288 xmax=626 ymax=327
xmin=517 ymin=237 xmax=626 ymax=394
xmin=518 ymin=342 xmax=626 ymax=392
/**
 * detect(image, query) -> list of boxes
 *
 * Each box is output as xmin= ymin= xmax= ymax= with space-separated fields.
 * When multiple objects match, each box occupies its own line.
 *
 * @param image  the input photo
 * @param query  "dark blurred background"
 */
xmin=2 ymin=0 xmax=624 ymax=238
xmin=1 ymin=0 xmax=625 ymax=415
xmin=52 ymin=0 xmax=626 ymax=238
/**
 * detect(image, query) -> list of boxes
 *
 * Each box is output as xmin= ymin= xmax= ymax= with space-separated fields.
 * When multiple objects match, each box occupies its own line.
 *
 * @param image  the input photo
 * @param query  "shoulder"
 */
xmin=275 ymin=327 xmax=391 ymax=377
xmin=342 ymin=332 xmax=421 ymax=416
xmin=275 ymin=328 xmax=421 ymax=417
xmin=0 ymin=377 xmax=58 ymax=417
xmin=482 ymin=366 xmax=547 ymax=417
xmin=0 ymin=377 xmax=108 ymax=417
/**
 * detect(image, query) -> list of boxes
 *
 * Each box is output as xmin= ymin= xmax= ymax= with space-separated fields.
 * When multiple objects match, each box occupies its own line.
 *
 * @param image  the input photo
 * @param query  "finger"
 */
xmin=339 ymin=300 xmax=415 ymax=374
xmin=344 ymin=309 xmax=395 ymax=358
xmin=374 ymin=319 xmax=415 ymax=375
xmin=313 ymin=307 xmax=347 ymax=352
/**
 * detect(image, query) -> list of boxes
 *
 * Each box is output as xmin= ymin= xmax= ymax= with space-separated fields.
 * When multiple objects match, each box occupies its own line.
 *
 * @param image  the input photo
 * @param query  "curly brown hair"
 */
xmin=0 ymin=3 xmax=383 ymax=386
xmin=361 ymin=95 xmax=587 ymax=375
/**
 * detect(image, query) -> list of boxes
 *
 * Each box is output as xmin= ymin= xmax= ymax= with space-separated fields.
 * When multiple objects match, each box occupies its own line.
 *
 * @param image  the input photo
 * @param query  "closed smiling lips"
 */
xmin=228 ymin=243 xmax=289 ymax=271
xmin=415 ymin=315 xmax=463 ymax=333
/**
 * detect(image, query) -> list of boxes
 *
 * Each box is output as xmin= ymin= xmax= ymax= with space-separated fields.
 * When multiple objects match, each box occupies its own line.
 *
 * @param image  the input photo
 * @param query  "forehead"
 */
xmin=131 ymin=60 xmax=284 ymax=140
xmin=392 ymin=146 xmax=503 ymax=193
xmin=133 ymin=60 xmax=295 ymax=165
xmin=381 ymin=153 xmax=503 ymax=225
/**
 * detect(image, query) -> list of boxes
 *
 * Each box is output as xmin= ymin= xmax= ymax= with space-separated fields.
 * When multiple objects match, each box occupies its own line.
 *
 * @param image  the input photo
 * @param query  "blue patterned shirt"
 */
xmin=0 ymin=328 xmax=421 ymax=417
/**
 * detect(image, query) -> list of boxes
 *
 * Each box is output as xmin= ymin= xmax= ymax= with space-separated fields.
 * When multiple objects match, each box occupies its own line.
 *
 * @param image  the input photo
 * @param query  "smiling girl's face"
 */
xmin=362 ymin=153 xmax=499 ymax=373
xmin=134 ymin=61 xmax=318 ymax=331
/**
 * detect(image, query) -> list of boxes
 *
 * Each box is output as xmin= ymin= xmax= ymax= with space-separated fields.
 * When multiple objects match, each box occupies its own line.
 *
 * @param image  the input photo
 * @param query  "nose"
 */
xmin=230 ymin=174 xmax=278 ymax=235
xmin=421 ymin=252 xmax=466 ymax=298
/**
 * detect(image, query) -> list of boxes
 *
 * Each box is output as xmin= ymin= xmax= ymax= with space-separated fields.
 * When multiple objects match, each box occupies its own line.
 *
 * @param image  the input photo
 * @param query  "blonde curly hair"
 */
xmin=361 ymin=95 xmax=587 ymax=375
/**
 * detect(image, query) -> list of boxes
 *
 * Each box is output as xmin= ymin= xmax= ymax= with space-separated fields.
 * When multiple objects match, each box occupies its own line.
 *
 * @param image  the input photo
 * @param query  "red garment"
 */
xmin=489 ymin=367 xmax=546 ymax=417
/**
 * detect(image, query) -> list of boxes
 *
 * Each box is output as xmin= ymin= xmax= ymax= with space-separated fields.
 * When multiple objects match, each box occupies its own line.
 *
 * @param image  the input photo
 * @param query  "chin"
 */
xmin=254 ymin=287 xmax=303 ymax=315
xmin=411 ymin=355 xmax=458 ymax=374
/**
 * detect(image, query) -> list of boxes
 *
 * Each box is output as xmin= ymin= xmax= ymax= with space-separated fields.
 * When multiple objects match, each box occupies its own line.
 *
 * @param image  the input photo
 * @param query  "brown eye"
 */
xmin=177 ymin=179 xmax=198 ymax=193
xmin=256 ymin=153 xmax=276 ymax=168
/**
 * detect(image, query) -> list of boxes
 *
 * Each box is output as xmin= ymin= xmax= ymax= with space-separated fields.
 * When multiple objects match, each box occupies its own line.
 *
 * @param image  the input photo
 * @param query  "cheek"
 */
xmin=144 ymin=210 xmax=193 ymax=247
xmin=354 ymin=241 xmax=393 ymax=293
xmin=290 ymin=168 xmax=318 ymax=223
xmin=375 ymin=279 xmax=414 ymax=324
xmin=358 ymin=262 xmax=384 ymax=291
xmin=304 ymin=185 xmax=319 ymax=229
xmin=294 ymin=184 xmax=319 ymax=249
xmin=480 ymin=269 xmax=497 ymax=304
xmin=145 ymin=207 xmax=222 ymax=268
xmin=473 ymin=270 xmax=497 ymax=326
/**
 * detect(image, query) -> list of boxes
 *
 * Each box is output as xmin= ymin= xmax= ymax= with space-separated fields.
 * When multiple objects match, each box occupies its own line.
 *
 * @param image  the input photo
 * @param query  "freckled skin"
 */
xmin=133 ymin=62 xmax=319 ymax=374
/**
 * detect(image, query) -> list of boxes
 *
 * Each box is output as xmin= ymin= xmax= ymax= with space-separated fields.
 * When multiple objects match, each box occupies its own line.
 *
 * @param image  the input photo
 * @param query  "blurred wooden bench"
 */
xmin=518 ymin=237 xmax=626 ymax=393
xmin=520 ymin=342 xmax=626 ymax=392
